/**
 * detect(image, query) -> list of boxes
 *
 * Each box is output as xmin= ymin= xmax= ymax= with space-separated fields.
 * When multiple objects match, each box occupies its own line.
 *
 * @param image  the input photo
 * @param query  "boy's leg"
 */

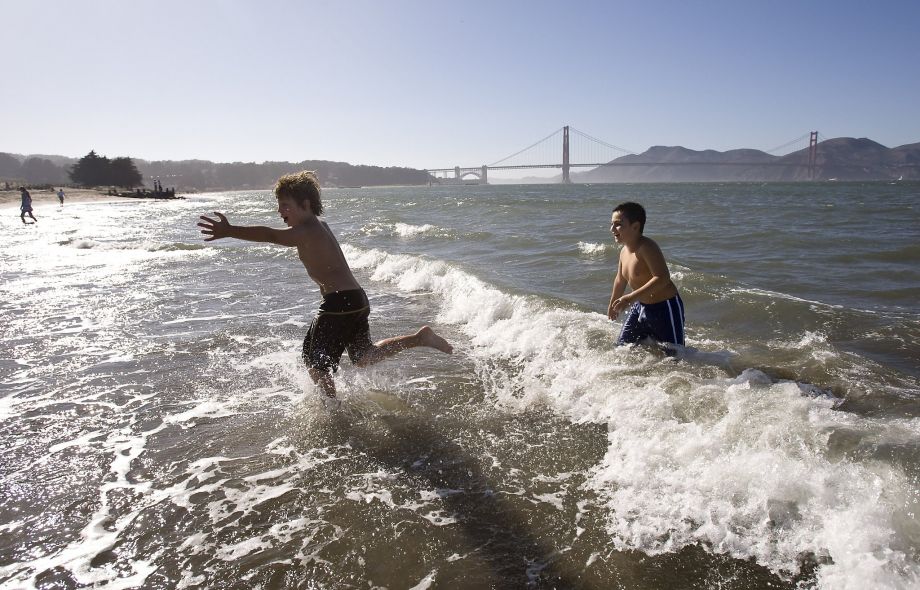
xmin=354 ymin=326 xmax=452 ymax=368
xmin=646 ymin=295 xmax=685 ymax=347
xmin=309 ymin=368 xmax=337 ymax=398
xmin=303 ymin=314 xmax=346 ymax=398
xmin=616 ymin=303 xmax=645 ymax=345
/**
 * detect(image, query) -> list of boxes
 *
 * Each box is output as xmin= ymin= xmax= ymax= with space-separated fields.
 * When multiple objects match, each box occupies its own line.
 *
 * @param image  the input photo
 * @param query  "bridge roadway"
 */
xmin=426 ymin=161 xmax=821 ymax=174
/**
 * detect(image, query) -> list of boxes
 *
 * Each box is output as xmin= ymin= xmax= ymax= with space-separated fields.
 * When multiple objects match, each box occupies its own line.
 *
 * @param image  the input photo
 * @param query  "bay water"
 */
xmin=1 ymin=182 xmax=918 ymax=589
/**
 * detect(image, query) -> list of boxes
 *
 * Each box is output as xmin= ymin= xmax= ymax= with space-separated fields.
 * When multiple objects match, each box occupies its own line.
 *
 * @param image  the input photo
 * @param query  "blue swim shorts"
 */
xmin=617 ymin=293 xmax=685 ymax=347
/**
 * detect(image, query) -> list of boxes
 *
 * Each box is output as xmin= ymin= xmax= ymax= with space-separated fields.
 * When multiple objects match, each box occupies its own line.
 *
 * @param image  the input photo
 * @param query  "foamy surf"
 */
xmin=340 ymin=242 xmax=920 ymax=588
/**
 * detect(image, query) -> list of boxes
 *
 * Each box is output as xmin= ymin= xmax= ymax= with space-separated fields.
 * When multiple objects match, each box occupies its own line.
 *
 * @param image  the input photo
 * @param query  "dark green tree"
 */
xmin=69 ymin=150 xmax=111 ymax=186
xmin=110 ymin=157 xmax=143 ymax=188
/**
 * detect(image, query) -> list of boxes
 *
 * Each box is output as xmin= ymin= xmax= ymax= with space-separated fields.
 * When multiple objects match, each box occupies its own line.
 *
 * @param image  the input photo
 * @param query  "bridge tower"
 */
xmin=808 ymin=131 xmax=818 ymax=180
xmin=481 ymin=165 xmax=488 ymax=184
xmin=562 ymin=125 xmax=571 ymax=184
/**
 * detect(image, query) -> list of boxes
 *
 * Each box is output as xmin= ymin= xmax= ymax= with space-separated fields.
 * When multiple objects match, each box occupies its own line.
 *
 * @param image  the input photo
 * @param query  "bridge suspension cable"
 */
xmin=765 ymin=132 xmax=815 ymax=155
xmin=569 ymin=127 xmax=637 ymax=155
xmin=489 ymin=127 xmax=564 ymax=167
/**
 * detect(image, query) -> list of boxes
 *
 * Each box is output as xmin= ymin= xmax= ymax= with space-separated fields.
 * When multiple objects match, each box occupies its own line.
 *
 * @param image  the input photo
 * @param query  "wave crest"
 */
xmin=577 ymin=241 xmax=610 ymax=255
xmin=361 ymin=222 xmax=447 ymax=238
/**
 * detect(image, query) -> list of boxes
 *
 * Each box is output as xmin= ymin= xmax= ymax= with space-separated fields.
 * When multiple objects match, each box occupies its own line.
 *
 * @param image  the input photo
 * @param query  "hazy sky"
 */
xmin=5 ymin=0 xmax=919 ymax=169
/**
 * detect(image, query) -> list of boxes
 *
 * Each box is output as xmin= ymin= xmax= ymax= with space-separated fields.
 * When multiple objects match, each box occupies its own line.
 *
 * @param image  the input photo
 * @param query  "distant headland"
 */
xmin=576 ymin=137 xmax=920 ymax=183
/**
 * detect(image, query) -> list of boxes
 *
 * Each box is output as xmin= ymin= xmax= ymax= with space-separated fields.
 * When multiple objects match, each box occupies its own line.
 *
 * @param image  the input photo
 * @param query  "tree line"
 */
xmin=1 ymin=150 xmax=143 ymax=188
xmin=1 ymin=151 xmax=431 ymax=190
xmin=0 ymin=153 xmax=68 ymax=185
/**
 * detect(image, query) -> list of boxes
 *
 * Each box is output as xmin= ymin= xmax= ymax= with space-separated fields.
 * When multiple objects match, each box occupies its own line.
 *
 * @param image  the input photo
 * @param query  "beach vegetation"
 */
xmin=69 ymin=150 xmax=143 ymax=188
xmin=110 ymin=157 xmax=144 ymax=188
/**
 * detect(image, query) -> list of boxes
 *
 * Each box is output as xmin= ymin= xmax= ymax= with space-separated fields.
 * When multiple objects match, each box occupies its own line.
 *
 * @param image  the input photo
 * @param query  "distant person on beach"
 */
xmin=57 ymin=188 xmax=65 ymax=206
xmin=607 ymin=202 xmax=685 ymax=349
xmin=197 ymin=170 xmax=453 ymax=400
xmin=20 ymin=187 xmax=37 ymax=224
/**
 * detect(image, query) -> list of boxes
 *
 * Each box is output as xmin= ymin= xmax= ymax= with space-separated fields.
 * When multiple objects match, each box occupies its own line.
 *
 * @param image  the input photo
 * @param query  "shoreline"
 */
xmin=0 ymin=187 xmax=170 ymax=211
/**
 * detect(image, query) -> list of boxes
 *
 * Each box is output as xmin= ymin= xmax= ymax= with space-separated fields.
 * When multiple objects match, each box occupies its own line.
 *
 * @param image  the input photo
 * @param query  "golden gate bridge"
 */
xmin=426 ymin=126 xmax=820 ymax=184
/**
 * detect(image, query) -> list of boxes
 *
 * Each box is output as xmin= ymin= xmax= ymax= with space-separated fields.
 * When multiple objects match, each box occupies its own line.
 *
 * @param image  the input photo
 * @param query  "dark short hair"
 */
xmin=613 ymin=202 xmax=646 ymax=234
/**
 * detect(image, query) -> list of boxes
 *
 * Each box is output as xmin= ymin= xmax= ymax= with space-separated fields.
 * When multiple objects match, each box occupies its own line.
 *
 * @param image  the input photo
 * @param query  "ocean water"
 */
xmin=1 ymin=182 xmax=918 ymax=589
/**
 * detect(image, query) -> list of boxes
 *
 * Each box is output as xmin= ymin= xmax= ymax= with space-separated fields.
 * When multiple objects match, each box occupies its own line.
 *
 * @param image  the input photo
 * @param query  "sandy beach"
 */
xmin=1 ymin=187 xmax=135 ymax=210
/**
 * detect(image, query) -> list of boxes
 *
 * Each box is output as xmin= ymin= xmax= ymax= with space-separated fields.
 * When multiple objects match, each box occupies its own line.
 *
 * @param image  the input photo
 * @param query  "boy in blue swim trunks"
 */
xmin=198 ymin=171 xmax=452 ymax=399
xmin=607 ymin=202 xmax=685 ymax=349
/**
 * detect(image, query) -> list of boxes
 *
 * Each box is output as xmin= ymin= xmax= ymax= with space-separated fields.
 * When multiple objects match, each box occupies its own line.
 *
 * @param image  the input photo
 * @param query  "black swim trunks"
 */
xmin=303 ymin=289 xmax=373 ymax=373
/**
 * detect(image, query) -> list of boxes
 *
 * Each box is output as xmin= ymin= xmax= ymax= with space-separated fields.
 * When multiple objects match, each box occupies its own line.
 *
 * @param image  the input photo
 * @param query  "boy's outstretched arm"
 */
xmin=198 ymin=211 xmax=301 ymax=246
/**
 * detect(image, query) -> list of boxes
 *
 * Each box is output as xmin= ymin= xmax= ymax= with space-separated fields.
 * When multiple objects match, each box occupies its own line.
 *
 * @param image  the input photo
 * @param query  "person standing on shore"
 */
xmin=197 ymin=170 xmax=453 ymax=401
xmin=57 ymin=188 xmax=65 ymax=206
xmin=607 ymin=201 xmax=685 ymax=350
xmin=20 ymin=187 xmax=37 ymax=224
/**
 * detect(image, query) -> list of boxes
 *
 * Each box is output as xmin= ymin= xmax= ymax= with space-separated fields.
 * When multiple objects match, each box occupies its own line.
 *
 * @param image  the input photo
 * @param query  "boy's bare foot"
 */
xmin=416 ymin=326 xmax=453 ymax=354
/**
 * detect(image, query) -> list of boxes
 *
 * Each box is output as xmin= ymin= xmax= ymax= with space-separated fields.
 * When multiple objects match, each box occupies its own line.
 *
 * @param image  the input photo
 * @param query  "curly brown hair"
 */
xmin=274 ymin=170 xmax=323 ymax=216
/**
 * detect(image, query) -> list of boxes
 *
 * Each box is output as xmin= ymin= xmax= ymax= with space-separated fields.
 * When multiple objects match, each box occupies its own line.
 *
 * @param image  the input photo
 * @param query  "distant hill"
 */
xmin=578 ymin=138 xmax=920 ymax=182
xmin=133 ymin=158 xmax=430 ymax=190
xmin=0 ymin=153 xmax=431 ymax=190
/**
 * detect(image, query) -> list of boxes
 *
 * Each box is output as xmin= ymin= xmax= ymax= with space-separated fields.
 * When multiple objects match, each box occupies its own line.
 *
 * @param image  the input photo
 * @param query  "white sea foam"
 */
xmin=361 ymin=222 xmax=446 ymax=238
xmin=163 ymin=400 xmax=240 ymax=427
xmin=1 ymin=416 xmax=170 ymax=588
xmin=393 ymin=222 xmax=438 ymax=237
xmin=577 ymin=241 xmax=609 ymax=255
xmin=339 ymin=243 xmax=920 ymax=588
xmin=733 ymin=286 xmax=847 ymax=311
xmin=408 ymin=569 xmax=438 ymax=590
xmin=58 ymin=237 xmax=207 ymax=252
xmin=532 ymin=491 xmax=566 ymax=511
